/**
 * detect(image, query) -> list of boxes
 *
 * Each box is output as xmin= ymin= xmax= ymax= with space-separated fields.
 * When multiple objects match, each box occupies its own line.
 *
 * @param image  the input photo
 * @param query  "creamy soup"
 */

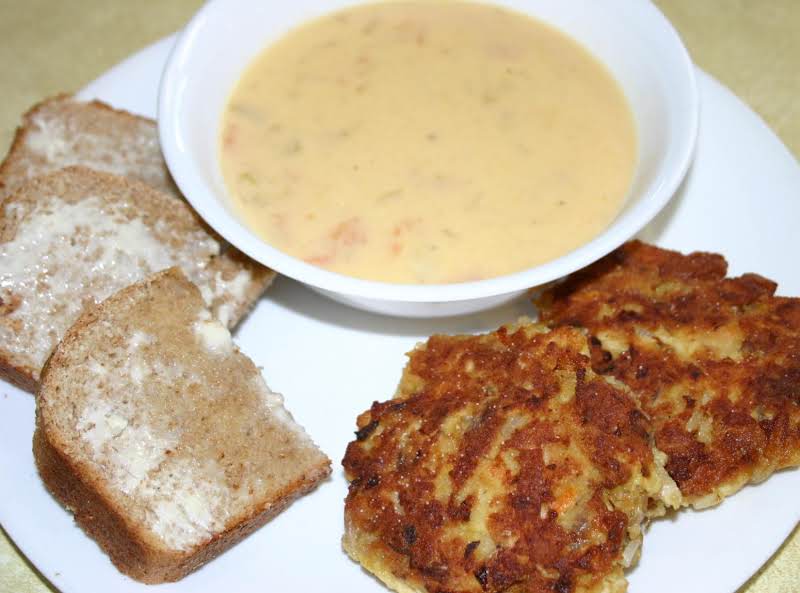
xmin=221 ymin=1 xmax=636 ymax=284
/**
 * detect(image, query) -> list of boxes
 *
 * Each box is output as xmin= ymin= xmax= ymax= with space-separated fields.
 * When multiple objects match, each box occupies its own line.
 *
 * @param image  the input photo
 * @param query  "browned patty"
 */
xmin=343 ymin=323 xmax=679 ymax=593
xmin=537 ymin=240 xmax=800 ymax=508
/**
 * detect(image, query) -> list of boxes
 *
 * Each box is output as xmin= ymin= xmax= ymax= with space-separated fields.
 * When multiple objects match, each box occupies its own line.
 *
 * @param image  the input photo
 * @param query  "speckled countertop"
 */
xmin=1 ymin=1 xmax=798 ymax=592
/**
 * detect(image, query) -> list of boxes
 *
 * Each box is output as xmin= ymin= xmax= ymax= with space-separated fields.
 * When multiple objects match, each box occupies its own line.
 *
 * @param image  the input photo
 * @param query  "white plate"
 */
xmin=1 ymin=34 xmax=798 ymax=593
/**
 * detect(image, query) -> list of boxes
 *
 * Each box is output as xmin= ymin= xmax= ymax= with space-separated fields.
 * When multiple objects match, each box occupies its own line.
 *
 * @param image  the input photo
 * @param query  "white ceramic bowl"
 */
xmin=159 ymin=0 xmax=698 ymax=318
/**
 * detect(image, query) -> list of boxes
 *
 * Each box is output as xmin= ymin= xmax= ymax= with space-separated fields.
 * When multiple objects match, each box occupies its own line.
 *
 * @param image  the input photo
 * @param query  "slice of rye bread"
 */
xmin=34 ymin=267 xmax=331 ymax=583
xmin=343 ymin=321 xmax=681 ymax=593
xmin=0 ymin=94 xmax=177 ymax=200
xmin=0 ymin=166 xmax=272 ymax=393
xmin=536 ymin=240 xmax=800 ymax=509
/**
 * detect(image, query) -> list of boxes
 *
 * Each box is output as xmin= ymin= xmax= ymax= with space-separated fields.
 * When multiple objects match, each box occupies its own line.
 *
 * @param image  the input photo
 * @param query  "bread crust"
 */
xmin=0 ymin=356 xmax=37 ymax=393
xmin=34 ymin=421 xmax=329 ymax=582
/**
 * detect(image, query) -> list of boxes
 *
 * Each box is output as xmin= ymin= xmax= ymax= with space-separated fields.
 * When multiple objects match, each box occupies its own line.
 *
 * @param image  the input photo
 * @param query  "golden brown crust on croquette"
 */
xmin=537 ymin=240 xmax=800 ymax=508
xmin=343 ymin=323 xmax=678 ymax=593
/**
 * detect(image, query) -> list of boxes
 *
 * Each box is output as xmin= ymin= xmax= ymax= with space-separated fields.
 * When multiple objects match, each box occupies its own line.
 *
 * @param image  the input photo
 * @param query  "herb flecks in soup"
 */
xmin=221 ymin=1 xmax=636 ymax=284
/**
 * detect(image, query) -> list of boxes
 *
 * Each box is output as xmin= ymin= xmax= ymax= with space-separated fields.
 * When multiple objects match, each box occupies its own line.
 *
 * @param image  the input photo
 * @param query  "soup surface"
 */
xmin=221 ymin=1 xmax=636 ymax=284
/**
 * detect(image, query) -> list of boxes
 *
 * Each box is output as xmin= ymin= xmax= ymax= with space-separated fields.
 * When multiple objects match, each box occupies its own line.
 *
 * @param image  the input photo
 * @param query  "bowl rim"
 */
xmin=158 ymin=0 xmax=699 ymax=304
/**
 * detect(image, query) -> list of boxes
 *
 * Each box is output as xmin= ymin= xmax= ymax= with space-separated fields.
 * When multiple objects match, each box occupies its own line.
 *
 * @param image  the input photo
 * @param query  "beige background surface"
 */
xmin=0 ymin=1 xmax=798 ymax=592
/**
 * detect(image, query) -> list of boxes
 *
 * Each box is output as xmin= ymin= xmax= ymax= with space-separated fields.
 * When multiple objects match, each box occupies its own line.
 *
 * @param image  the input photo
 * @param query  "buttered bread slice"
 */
xmin=34 ymin=268 xmax=330 ymax=583
xmin=0 ymin=166 xmax=271 ymax=392
xmin=0 ymin=94 xmax=176 ymax=199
